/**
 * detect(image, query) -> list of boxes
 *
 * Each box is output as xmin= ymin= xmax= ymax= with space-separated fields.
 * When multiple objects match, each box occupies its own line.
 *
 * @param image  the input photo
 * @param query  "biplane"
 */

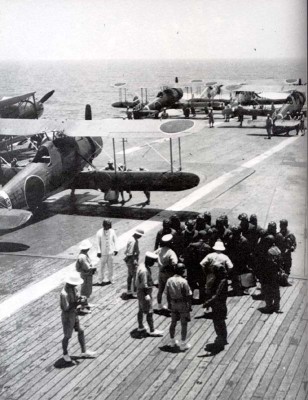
xmin=0 ymin=109 xmax=201 ymax=230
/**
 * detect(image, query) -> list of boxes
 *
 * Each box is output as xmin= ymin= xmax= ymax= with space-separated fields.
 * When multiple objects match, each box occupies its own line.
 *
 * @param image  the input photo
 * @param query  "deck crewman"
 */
xmin=75 ymin=240 xmax=96 ymax=313
xmin=135 ymin=252 xmax=164 ymax=337
xmin=276 ymin=219 xmax=297 ymax=278
xmin=60 ymin=272 xmax=96 ymax=363
xmin=96 ymin=219 xmax=118 ymax=285
xmin=166 ymin=263 xmax=192 ymax=350
xmin=265 ymin=114 xmax=273 ymax=139
xmin=202 ymin=261 xmax=229 ymax=355
xmin=124 ymin=229 xmax=144 ymax=298
xmin=155 ymin=234 xmax=178 ymax=311
xmin=299 ymin=112 xmax=306 ymax=136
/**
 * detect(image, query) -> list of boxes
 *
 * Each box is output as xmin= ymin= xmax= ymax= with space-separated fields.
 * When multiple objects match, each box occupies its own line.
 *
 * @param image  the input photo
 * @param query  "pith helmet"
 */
xmin=213 ymin=240 xmax=225 ymax=251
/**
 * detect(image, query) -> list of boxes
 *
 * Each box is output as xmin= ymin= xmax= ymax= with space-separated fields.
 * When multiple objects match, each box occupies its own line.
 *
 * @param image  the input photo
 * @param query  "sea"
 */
xmin=0 ymin=58 xmax=306 ymax=119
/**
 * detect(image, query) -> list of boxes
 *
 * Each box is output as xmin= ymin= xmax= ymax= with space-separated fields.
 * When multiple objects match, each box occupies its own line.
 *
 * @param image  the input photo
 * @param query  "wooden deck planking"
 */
xmin=134 ymin=289 xmax=259 ymax=400
xmin=275 ymin=322 xmax=308 ymax=400
xmin=0 ymin=277 xmax=306 ymax=400
xmin=6 ymin=295 xmax=141 ymax=399
xmin=251 ymin=284 xmax=307 ymax=399
xmin=52 ymin=287 xmax=255 ymax=399
xmin=0 ymin=256 xmax=71 ymax=300
xmin=226 ymin=281 xmax=306 ymax=400
xmin=215 ymin=280 xmax=303 ymax=400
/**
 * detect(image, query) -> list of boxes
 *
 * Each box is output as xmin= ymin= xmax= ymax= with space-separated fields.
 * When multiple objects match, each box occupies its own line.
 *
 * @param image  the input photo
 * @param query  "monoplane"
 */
xmin=0 ymin=111 xmax=201 ymax=229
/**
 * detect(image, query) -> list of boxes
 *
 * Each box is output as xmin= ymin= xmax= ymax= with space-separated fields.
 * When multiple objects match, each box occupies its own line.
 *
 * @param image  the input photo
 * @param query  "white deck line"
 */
xmin=0 ymin=136 xmax=299 ymax=321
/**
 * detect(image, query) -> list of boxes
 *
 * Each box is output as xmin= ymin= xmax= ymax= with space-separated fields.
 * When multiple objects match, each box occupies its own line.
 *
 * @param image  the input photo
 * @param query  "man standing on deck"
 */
xmin=60 ymin=272 xmax=96 ymax=362
xmin=276 ymin=219 xmax=297 ymax=277
xmin=135 ymin=252 xmax=164 ymax=336
xmin=124 ymin=229 xmax=144 ymax=298
xmin=265 ymin=114 xmax=273 ymax=139
xmin=166 ymin=263 xmax=192 ymax=350
xmin=96 ymin=219 xmax=118 ymax=285
xmin=203 ymin=263 xmax=229 ymax=354
xmin=155 ymin=234 xmax=178 ymax=311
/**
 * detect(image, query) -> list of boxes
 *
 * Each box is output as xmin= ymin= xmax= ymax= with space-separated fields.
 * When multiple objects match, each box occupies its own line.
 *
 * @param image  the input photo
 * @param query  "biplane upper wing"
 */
xmin=0 ymin=92 xmax=36 ymax=109
xmin=0 ymin=118 xmax=204 ymax=138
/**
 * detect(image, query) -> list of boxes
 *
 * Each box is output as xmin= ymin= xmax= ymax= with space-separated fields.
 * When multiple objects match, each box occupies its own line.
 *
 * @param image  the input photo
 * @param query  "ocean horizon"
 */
xmin=0 ymin=58 xmax=306 ymax=119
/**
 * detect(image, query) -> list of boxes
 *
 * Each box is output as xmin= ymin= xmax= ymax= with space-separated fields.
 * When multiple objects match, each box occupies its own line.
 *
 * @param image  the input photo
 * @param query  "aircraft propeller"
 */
xmin=38 ymin=90 xmax=55 ymax=104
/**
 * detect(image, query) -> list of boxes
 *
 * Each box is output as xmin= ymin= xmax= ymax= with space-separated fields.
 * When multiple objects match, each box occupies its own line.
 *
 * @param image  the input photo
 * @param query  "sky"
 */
xmin=0 ymin=0 xmax=306 ymax=60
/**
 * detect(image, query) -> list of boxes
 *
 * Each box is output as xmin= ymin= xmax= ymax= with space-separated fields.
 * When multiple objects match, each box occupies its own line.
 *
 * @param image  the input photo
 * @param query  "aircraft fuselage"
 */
xmin=0 ymin=135 xmax=102 ymax=211
xmin=0 ymin=101 xmax=44 ymax=119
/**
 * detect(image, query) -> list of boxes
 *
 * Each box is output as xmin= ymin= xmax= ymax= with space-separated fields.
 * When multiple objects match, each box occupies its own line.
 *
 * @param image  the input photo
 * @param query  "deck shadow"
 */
xmin=0 ymin=242 xmax=30 ymax=252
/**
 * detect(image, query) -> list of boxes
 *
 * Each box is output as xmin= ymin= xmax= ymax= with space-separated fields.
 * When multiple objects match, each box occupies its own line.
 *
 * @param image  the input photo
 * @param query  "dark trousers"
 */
xmin=263 ymin=282 xmax=280 ymax=310
xmin=213 ymin=319 xmax=228 ymax=346
xmin=282 ymin=254 xmax=292 ymax=275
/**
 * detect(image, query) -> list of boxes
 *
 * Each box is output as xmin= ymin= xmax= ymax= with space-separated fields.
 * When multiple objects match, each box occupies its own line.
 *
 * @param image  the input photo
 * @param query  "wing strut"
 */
xmin=169 ymin=138 xmax=173 ymax=173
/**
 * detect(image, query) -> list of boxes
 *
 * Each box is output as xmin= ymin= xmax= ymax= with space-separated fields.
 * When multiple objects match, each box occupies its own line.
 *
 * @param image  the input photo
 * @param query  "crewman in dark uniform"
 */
xmin=169 ymin=214 xmax=185 ymax=258
xmin=261 ymin=235 xmax=282 ymax=313
xmin=203 ymin=211 xmax=212 ymax=230
xmin=228 ymin=226 xmax=251 ymax=295
xmin=182 ymin=219 xmax=199 ymax=248
xmin=161 ymin=108 xmax=169 ymax=119
xmin=203 ymin=263 xmax=229 ymax=354
xmin=208 ymin=108 xmax=214 ymax=128
xmin=154 ymin=219 xmax=176 ymax=250
xmin=186 ymin=231 xmax=212 ymax=303
xmin=276 ymin=219 xmax=296 ymax=276
xmin=210 ymin=217 xmax=232 ymax=250
xmin=238 ymin=213 xmax=261 ymax=267
xmin=104 ymin=160 xmax=115 ymax=170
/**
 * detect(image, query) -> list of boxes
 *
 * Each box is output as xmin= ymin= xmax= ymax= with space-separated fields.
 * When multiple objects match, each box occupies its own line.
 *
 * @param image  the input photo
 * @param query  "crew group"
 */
xmin=60 ymin=212 xmax=296 ymax=362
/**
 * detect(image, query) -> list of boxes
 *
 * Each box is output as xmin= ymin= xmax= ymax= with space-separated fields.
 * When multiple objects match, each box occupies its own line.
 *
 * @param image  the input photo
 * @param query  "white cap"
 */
xmin=134 ymin=229 xmax=145 ymax=237
xmin=79 ymin=239 xmax=92 ymax=250
xmin=162 ymin=234 xmax=173 ymax=243
xmin=65 ymin=272 xmax=84 ymax=285
xmin=145 ymin=251 xmax=159 ymax=260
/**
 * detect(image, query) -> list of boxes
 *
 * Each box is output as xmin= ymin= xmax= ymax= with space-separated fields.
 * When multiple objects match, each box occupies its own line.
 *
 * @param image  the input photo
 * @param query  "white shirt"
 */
xmin=96 ymin=228 xmax=118 ymax=255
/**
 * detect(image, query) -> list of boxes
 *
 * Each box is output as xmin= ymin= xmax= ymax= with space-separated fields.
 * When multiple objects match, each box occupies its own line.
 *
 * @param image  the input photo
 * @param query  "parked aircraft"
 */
xmin=0 ymin=114 xmax=201 ymax=229
xmin=0 ymin=90 xmax=54 ymax=119
xmin=223 ymin=90 xmax=306 ymax=123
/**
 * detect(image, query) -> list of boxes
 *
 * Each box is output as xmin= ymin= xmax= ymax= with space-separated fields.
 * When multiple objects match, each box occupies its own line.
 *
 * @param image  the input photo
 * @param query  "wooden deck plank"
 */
xmin=8 ymin=300 xmax=143 ymax=399
xmin=251 ymin=285 xmax=307 ymax=399
xmin=0 ymin=276 xmax=306 ymax=400
xmin=0 ymin=286 xmax=133 ymax=386
xmin=274 ymin=322 xmax=308 ymax=400
xmin=227 ymin=282 xmax=305 ymax=400
xmin=284 ymin=345 xmax=308 ymax=400
xmin=216 ymin=281 xmax=303 ymax=400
